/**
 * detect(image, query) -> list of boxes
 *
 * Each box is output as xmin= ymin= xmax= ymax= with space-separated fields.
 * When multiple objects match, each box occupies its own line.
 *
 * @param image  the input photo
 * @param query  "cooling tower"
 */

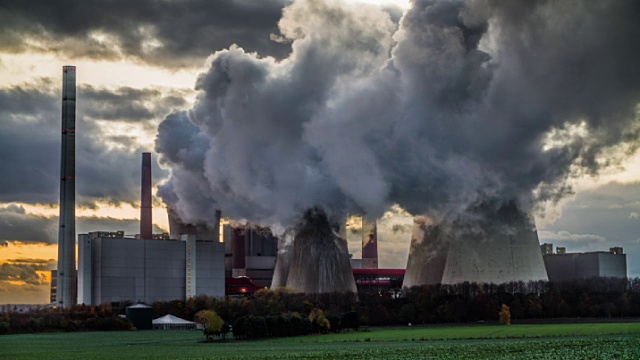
xmin=403 ymin=202 xmax=548 ymax=286
xmin=402 ymin=216 xmax=449 ymax=288
xmin=442 ymin=201 xmax=548 ymax=284
xmin=270 ymin=231 xmax=294 ymax=289
xmin=140 ymin=153 xmax=152 ymax=240
xmin=57 ymin=66 xmax=77 ymax=307
xmin=285 ymin=209 xmax=357 ymax=294
xmin=361 ymin=218 xmax=378 ymax=269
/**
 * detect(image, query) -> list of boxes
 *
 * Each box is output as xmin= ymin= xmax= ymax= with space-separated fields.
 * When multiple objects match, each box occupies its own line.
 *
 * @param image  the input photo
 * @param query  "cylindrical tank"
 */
xmin=126 ymin=303 xmax=153 ymax=330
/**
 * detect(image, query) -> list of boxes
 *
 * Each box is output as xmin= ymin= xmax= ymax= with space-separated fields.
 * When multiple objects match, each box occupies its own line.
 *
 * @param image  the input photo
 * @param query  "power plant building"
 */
xmin=223 ymin=224 xmax=278 ymax=287
xmin=78 ymin=231 xmax=224 ymax=305
xmin=543 ymin=245 xmax=627 ymax=282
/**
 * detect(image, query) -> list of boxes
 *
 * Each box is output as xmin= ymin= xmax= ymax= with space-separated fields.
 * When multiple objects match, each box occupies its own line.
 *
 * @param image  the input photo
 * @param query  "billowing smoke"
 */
xmin=156 ymin=0 xmax=640 ymax=232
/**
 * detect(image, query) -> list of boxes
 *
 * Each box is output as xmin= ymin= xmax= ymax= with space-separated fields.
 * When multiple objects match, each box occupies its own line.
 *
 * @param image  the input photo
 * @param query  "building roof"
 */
xmin=152 ymin=314 xmax=195 ymax=325
xmin=128 ymin=303 xmax=152 ymax=309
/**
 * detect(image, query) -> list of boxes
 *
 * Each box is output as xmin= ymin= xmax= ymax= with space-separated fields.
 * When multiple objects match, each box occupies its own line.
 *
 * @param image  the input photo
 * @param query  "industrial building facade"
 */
xmin=78 ymin=231 xmax=224 ymax=305
xmin=542 ymin=245 xmax=627 ymax=282
xmin=222 ymin=224 xmax=278 ymax=287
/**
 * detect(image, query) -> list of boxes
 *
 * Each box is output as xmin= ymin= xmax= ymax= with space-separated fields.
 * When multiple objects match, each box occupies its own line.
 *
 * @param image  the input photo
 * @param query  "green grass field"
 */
xmin=2 ymin=323 xmax=640 ymax=359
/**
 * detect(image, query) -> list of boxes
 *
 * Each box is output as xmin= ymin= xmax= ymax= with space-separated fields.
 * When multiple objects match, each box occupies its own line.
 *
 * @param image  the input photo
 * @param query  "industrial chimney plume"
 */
xmin=57 ymin=65 xmax=77 ymax=307
xmin=140 ymin=152 xmax=152 ymax=240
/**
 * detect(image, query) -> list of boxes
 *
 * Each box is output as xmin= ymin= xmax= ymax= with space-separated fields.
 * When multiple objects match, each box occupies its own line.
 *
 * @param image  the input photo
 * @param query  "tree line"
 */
xmin=2 ymin=277 xmax=639 ymax=335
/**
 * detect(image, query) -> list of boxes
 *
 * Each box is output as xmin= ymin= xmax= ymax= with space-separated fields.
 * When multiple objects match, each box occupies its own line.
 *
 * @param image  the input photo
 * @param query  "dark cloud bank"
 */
xmin=156 ymin=0 xmax=640 ymax=229
xmin=0 ymin=0 xmax=291 ymax=68
xmin=0 ymin=80 xmax=174 ymax=206
xmin=0 ymin=204 xmax=165 ymax=245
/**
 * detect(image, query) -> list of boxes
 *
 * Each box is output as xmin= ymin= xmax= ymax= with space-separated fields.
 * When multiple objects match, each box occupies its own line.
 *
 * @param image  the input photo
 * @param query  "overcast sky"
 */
xmin=1 ymin=0 xmax=639 ymax=304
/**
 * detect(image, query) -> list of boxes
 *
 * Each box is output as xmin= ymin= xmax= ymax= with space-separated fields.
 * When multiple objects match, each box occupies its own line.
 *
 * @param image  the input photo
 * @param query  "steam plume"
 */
xmin=156 ymin=0 xmax=640 ymax=230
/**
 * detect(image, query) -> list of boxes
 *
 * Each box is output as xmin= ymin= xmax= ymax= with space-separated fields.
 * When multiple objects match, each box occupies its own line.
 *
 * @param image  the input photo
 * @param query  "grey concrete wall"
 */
xmin=598 ymin=253 xmax=627 ymax=278
xmin=575 ymin=253 xmax=601 ymax=279
xmin=195 ymin=241 xmax=225 ymax=298
xmin=246 ymin=256 xmax=277 ymax=270
xmin=77 ymin=234 xmax=92 ymax=305
xmin=85 ymin=237 xmax=225 ymax=305
xmin=544 ymin=254 xmax=577 ymax=282
xmin=544 ymin=252 xmax=626 ymax=281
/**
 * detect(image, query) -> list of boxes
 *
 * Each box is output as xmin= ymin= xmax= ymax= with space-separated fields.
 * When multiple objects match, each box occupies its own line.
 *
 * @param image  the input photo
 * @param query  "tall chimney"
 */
xmin=140 ymin=152 xmax=152 ymax=240
xmin=232 ymin=227 xmax=246 ymax=277
xmin=57 ymin=65 xmax=77 ymax=307
xmin=362 ymin=218 xmax=378 ymax=269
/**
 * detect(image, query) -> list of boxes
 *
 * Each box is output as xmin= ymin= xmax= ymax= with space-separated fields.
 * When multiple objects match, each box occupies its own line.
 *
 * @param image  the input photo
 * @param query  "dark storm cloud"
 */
xmin=0 ymin=205 xmax=167 ymax=245
xmin=0 ymin=0 xmax=291 ymax=68
xmin=0 ymin=205 xmax=57 ymax=244
xmin=0 ymin=81 xmax=172 ymax=205
xmin=80 ymin=85 xmax=188 ymax=123
xmin=0 ymin=259 xmax=55 ymax=286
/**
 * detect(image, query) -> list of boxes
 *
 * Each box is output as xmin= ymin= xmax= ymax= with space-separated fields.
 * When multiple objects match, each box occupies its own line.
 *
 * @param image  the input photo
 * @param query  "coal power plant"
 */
xmin=403 ymin=201 xmax=549 ymax=287
xmin=54 ymin=67 xmax=549 ymax=304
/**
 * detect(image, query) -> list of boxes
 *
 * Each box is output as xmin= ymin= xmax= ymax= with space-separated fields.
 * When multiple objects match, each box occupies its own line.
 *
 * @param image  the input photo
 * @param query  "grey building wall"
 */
xmin=544 ymin=252 xmax=627 ymax=281
xmin=543 ymin=254 xmax=578 ymax=282
xmin=598 ymin=253 xmax=627 ymax=277
xmin=77 ymin=234 xmax=92 ymax=305
xmin=195 ymin=241 xmax=225 ymax=297
xmin=78 ymin=236 xmax=224 ymax=305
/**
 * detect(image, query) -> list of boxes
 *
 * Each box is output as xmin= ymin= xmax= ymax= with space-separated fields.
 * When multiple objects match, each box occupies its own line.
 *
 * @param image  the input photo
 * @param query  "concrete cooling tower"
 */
xmin=402 ymin=216 xmax=449 ymax=288
xmin=403 ymin=201 xmax=548 ymax=287
xmin=270 ymin=232 xmax=293 ymax=289
xmin=283 ymin=209 xmax=357 ymax=294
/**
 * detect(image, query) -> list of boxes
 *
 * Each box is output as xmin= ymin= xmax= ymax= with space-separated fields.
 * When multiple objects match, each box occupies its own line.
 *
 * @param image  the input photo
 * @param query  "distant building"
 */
xmin=222 ymin=224 xmax=277 ymax=288
xmin=77 ymin=231 xmax=224 ymax=305
xmin=610 ymin=247 xmax=624 ymax=255
xmin=50 ymin=270 xmax=57 ymax=303
xmin=540 ymin=243 xmax=553 ymax=256
xmin=353 ymin=269 xmax=404 ymax=292
xmin=50 ymin=269 xmax=77 ymax=304
xmin=543 ymin=246 xmax=627 ymax=282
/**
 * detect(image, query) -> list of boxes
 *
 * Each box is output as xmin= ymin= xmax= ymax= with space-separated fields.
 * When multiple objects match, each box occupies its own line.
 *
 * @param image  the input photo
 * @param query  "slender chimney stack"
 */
xmin=57 ymin=66 xmax=77 ymax=307
xmin=140 ymin=152 xmax=152 ymax=239
xmin=362 ymin=218 xmax=378 ymax=269
xmin=232 ymin=227 xmax=247 ymax=277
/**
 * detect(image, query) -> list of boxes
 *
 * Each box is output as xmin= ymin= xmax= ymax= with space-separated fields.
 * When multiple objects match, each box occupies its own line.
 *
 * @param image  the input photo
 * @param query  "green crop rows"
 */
xmin=1 ymin=323 xmax=640 ymax=359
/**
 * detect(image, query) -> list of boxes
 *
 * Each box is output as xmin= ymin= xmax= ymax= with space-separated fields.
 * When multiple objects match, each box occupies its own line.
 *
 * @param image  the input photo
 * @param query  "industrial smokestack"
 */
xmin=361 ymin=218 xmax=378 ymax=269
xmin=232 ymin=227 xmax=246 ymax=277
xmin=57 ymin=65 xmax=77 ymax=307
xmin=140 ymin=152 xmax=152 ymax=240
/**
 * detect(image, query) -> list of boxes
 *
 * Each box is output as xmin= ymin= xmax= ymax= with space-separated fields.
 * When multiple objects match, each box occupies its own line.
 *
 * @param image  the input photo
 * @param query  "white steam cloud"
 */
xmin=156 ymin=0 xmax=640 ymax=228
